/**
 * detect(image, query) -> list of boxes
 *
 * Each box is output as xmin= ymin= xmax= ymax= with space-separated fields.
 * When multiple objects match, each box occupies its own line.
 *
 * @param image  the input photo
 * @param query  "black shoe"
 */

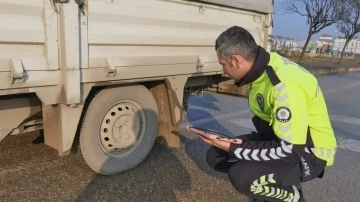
xmin=250 ymin=199 xmax=270 ymax=202
xmin=296 ymin=184 xmax=306 ymax=202
xmin=249 ymin=197 xmax=270 ymax=202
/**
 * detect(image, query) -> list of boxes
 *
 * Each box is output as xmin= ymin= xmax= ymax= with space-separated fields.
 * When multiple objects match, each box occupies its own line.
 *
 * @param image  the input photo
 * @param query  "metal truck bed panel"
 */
xmin=0 ymin=0 xmax=59 ymax=72
xmin=86 ymin=0 xmax=265 ymax=76
xmin=0 ymin=0 xmax=271 ymax=100
xmin=189 ymin=0 xmax=274 ymax=14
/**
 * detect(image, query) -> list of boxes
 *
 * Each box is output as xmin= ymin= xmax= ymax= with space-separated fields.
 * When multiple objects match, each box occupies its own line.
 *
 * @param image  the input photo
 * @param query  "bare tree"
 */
xmin=281 ymin=0 xmax=344 ymax=63
xmin=336 ymin=0 xmax=360 ymax=63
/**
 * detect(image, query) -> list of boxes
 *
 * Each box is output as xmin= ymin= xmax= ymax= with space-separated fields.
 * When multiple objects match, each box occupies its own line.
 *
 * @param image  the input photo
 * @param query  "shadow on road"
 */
xmin=73 ymin=107 xmax=192 ymax=202
xmin=0 ymin=92 xmax=247 ymax=201
xmin=72 ymin=92 xmax=246 ymax=202
xmin=74 ymin=142 xmax=191 ymax=202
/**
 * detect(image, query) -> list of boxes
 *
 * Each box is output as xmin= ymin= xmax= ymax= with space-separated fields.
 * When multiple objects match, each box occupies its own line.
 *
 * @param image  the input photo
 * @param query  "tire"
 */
xmin=77 ymin=84 xmax=159 ymax=175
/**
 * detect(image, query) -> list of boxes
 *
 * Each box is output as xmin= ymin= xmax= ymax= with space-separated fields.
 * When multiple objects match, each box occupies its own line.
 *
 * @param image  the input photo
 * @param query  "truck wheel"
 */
xmin=77 ymin=85 xmax=159 ymax=175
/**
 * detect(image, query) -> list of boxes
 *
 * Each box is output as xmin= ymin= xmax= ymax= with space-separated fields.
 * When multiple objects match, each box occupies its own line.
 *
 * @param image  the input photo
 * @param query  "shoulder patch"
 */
xmin=276 ymin=106 xmax=291 ymax=122
xmin=256 ymin=93 xmax=265 ymax=111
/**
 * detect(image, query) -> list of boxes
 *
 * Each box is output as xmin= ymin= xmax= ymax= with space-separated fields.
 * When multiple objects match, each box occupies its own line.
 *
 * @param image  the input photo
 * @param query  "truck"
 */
xmin=0 ymin=0 xmax=274 ymax=175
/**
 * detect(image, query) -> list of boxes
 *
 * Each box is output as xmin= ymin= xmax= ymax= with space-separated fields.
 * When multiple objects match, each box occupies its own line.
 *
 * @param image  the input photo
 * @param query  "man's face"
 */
xmin=216 ymin=51 xmax=246 ymax=81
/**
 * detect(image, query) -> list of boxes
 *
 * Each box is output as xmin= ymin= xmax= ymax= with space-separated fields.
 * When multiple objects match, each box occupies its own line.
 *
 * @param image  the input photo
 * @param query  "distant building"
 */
xmin=316 ymin=34 xmax=335 ymax=54
xmin=271 ymin=35 xmax=299 ymax=51
xmin=269 ymin=34 xmax=360 ymax=56
xmin=319 ymin=34 xmax=334 ymax=41
xmin=333 ymin=36 xmax=360 ymax=55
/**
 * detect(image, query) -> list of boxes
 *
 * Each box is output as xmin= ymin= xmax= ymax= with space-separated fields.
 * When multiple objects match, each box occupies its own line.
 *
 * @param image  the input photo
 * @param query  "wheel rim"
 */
xmin=99 ymin=100 xmax=146 ymax=158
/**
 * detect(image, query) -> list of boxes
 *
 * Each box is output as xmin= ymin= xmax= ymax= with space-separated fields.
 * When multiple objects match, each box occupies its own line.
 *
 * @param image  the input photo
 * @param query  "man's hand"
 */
xmin=199 ymin=136 xmax=242 ymax=152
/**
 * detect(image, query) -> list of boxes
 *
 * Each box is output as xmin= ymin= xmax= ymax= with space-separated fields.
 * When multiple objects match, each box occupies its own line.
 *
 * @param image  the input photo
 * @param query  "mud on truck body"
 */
xmin=0 ymin=0 xmax=274 ymax=175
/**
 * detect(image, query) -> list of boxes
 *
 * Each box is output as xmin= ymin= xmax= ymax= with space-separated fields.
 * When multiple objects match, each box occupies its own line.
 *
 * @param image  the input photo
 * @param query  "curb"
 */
xmin=309 ymin=67 xmax=360 ymax=77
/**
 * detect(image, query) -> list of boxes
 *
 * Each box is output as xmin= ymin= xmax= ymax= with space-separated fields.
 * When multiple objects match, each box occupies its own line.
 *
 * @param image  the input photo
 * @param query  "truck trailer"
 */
xmin=0 ymin=0 xmax=274 ymax=175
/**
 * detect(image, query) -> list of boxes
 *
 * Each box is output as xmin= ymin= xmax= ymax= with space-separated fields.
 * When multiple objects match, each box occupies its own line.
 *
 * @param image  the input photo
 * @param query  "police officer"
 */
xmin=200 ymin=26 xmax=337 ymax=202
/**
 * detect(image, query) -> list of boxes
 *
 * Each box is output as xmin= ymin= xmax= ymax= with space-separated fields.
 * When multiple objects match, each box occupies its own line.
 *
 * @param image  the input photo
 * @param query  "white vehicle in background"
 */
xmin=0 ymin=0 xmax=274 ymax=175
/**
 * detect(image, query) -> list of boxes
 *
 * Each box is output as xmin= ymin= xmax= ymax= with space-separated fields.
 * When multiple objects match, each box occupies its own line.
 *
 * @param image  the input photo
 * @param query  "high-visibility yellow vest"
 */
xmin=246 ymin=52 xmax=337 ymax=166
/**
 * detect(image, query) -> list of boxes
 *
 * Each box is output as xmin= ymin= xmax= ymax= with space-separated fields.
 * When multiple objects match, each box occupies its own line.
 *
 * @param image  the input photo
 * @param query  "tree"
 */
xmin=281 ymin=0 xmax=344 ymax=63
xmin=336 ymin=0 xmax=360 ymax=63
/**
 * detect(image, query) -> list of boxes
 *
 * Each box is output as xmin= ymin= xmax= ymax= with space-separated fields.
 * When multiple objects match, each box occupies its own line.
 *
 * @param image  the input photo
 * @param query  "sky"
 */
xmin=272 ymin=1 xmax=340 ymax=42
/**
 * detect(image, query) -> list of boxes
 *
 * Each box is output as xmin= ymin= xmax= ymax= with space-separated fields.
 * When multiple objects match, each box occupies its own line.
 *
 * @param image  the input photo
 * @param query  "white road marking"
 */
xmin=323 ymin=82 xmax=360 ymax=95
xmin=337 ymin=137 xmax=360 ymax=153
xmin=330 ymin=115 xmax=360 ymax=125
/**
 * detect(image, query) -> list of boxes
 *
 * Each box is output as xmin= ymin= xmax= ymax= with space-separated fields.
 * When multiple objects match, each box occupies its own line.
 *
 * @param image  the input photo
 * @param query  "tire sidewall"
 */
xmin=80 ymin=85 xmax=159 ymax=175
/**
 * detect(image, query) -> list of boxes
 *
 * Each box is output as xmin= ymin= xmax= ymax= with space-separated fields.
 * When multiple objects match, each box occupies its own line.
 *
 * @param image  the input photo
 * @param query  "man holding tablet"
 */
xmin=199 ymin=26 xmax=337 ymax=202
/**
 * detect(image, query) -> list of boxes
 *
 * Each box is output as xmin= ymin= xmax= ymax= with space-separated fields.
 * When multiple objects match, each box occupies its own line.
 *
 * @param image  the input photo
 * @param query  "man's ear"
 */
xmin=231 ymin=55 xmax=242 ymax=68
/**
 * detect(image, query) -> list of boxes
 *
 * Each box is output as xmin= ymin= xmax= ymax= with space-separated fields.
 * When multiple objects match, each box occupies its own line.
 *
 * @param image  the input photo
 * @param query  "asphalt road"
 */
xmin=1 ymin=73 xmax=360 ymax=202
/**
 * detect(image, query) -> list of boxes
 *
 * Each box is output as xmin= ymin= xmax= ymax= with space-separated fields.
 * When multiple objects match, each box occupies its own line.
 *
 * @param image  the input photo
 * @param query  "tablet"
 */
xmin=185 ymin=125 xmax=242 ymax=144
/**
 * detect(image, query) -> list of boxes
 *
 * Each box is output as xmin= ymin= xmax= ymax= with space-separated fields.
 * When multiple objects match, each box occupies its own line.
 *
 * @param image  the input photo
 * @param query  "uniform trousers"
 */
xmin=206 ymin=116 xmax=326 ymax=202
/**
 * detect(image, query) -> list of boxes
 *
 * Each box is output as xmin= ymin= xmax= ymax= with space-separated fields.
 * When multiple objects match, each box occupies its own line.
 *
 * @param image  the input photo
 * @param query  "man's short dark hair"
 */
xmin=215 ymin=26 xmax=259 ymax=62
